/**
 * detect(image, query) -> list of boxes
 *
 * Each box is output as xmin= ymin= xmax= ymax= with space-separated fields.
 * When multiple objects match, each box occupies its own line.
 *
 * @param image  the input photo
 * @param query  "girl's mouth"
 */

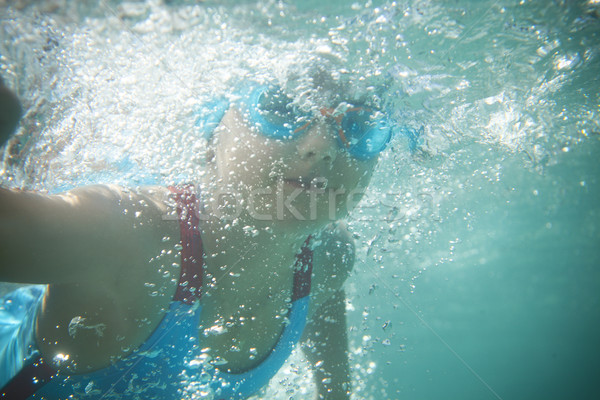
xmin=283 ymin=177 xmax=329 ymax=190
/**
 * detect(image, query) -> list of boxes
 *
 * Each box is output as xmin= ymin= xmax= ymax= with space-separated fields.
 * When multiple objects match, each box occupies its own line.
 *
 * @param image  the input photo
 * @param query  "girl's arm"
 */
xmin=0 ymin=185 xmax=172 ymax=284
xmin=302 ymin=222 xmax=355 ymax=399
xmin=303 ymin=289 xmax=351 ymax=400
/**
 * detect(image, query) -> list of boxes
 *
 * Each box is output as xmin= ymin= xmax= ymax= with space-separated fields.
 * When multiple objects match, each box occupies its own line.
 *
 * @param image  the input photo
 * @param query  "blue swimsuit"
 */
xmin=0 ymin=186 xmax=313 ymax=399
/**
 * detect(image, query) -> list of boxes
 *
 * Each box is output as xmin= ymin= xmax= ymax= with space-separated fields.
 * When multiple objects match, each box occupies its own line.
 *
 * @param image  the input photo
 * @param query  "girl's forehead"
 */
xmin=275 ymin=63 xmax=369 ymax=106
xmin=277 ymin=80 xmax=372 ymax=114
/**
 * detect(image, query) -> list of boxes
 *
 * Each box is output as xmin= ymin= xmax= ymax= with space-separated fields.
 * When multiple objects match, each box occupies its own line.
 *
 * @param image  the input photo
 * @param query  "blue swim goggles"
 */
xmin=195 ymin=85 xmax=393 ymax=161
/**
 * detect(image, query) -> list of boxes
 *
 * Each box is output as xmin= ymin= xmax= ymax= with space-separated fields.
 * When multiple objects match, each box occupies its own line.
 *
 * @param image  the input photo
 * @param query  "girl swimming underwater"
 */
xmin=0 ymin=71 xmax=398 ymax=399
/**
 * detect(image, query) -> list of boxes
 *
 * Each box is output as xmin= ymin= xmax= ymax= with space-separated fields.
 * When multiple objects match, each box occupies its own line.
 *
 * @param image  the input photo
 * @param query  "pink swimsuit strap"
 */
xmin=168 ymin=185 xmax=204 ymax=304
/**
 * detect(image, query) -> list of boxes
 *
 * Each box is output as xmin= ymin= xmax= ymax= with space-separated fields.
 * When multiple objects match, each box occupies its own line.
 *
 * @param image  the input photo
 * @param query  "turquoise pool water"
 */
xmin=1 ymin=1 xmax=599 ymax=399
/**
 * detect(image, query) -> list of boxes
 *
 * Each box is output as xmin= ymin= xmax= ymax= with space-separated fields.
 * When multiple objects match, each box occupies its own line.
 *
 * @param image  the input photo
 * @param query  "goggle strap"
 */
xmin=293 ymin=121 xmax=312 ymax=134
xmin=338 ymin=128 xmax=350 ymax=147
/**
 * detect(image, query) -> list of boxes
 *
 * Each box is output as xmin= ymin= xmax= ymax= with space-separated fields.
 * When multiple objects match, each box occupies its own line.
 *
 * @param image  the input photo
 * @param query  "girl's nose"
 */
xmin=295 ymin=120 xmax=337 ymax=164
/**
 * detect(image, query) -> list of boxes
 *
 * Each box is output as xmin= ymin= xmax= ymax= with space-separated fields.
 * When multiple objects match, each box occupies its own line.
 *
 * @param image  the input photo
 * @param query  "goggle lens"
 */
xmin=340 ymin=109 xmax=391 ymax=160
xmin=254 ymin=88 xmax=311 ymax=138
xmin=340 ymin=109 xmax=374 ymax=146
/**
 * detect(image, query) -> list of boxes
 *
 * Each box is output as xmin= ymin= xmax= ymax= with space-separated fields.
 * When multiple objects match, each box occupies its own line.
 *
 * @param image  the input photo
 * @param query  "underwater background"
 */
xmin=1 ymin=0 xmax=599 ymax=399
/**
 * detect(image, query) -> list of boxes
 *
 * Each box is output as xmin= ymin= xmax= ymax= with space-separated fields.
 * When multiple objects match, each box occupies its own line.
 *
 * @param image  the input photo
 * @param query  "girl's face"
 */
xmin=206 ymin=106 xmax=377 ymax=229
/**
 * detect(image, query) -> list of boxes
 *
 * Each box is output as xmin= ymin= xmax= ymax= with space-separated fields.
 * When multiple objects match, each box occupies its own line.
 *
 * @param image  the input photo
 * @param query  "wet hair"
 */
xmin=274 ymin=54 xmax=391 ymax=117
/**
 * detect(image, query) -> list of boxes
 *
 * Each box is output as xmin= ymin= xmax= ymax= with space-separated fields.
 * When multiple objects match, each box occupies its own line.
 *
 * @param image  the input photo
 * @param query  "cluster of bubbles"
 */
xmin=0 ymin=0 xmax=410 ymax=190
